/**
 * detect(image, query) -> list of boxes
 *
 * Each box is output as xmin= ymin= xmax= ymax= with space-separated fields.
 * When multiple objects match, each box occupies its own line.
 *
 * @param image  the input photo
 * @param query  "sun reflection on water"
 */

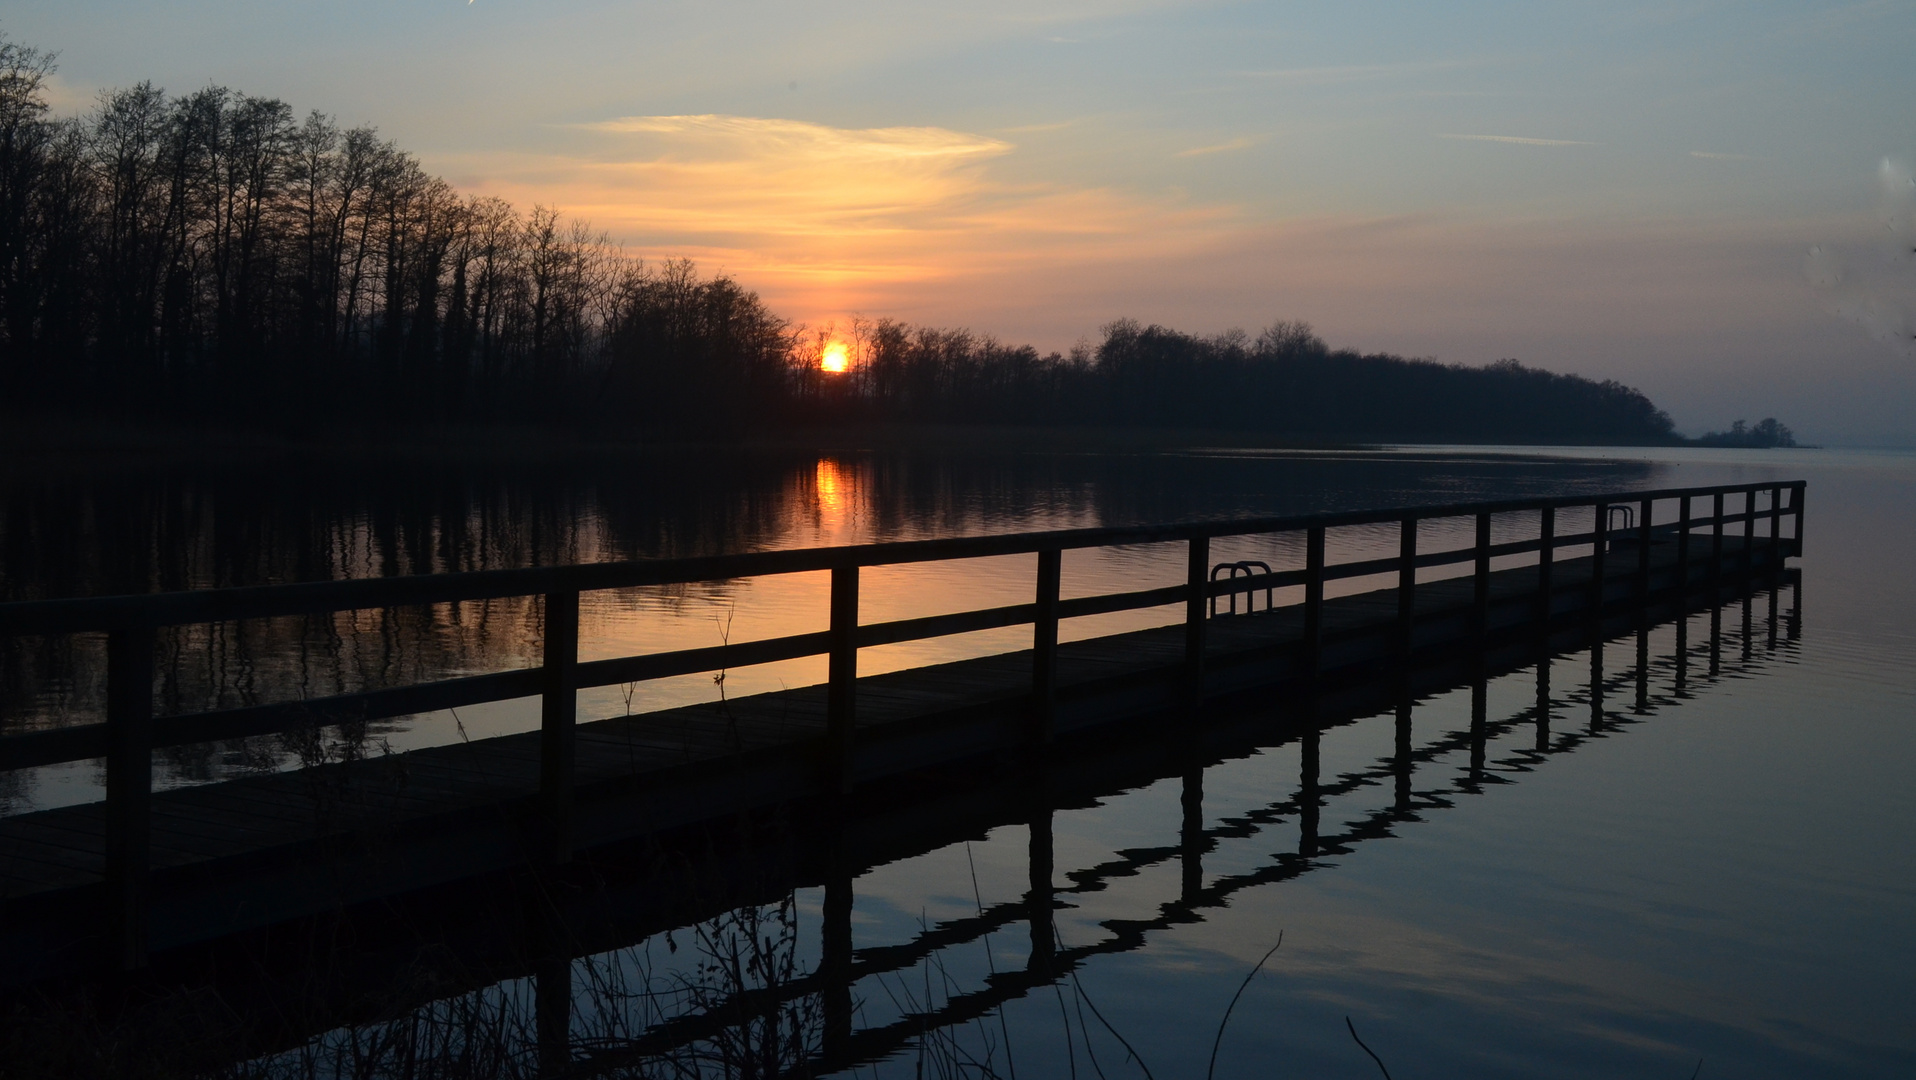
xmin=812 ymin=457 xmax=858 ymax=541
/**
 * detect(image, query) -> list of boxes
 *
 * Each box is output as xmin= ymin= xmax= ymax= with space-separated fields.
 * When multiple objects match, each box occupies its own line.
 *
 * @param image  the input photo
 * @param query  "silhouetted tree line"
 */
xmin=0 ymin=37 xmax=797 ymax=423
xmin=1696 ymin=418 xmax=1796 ymax=448
xmin=834 ymin=318 xmax=1673 ymax=441
xmin=0 ymin=35 xmax=1676 ymax=442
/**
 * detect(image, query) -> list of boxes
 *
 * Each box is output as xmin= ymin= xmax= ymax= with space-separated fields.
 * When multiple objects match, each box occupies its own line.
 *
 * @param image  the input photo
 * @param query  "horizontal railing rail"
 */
xmin=0 ymin=479 xmax=1805 ymax=972
xmin=0 ymin=483 xmax=1806 ymax=769
xmin=0 ymin=481 xmax=1801 ymax=636
xmin=0 ymin=483 xmax=1806 ymax=772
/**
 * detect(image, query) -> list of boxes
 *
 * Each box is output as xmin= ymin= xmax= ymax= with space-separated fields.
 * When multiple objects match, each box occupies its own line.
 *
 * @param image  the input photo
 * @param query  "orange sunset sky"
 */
xmin=13 ymin=1 xmax=1916 ymax=442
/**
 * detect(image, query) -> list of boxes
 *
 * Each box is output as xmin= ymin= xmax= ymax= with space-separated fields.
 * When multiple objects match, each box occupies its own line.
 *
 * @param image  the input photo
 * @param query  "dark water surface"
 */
xmin=1 ymin=444 xmax=1910 ymax=1077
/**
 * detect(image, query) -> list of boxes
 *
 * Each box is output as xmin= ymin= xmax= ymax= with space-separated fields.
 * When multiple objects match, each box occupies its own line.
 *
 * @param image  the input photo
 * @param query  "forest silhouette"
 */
xmin=0 ymin=37 xmax=1680 ymax=444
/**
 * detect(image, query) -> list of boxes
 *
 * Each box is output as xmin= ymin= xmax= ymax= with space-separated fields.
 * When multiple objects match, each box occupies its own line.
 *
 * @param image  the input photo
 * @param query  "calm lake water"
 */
xmin=1 ymin=443 xmax=1911 ymax=1077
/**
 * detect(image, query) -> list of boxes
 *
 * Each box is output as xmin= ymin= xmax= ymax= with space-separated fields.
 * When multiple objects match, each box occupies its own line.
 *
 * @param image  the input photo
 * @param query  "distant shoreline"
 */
xmin=0 ymin=418 xmax=1716 ymax=469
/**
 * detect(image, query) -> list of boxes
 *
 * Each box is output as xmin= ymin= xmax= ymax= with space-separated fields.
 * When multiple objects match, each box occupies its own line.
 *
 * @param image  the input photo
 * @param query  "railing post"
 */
xmin=1304 ymin=526 xmax=1325 ymax=676
xmin=1711 ymin=491 xmax=1725 ymax=585
xmin=1537 ymin=506 xmax=1555 ymax=624
xmin=1532 ymin=651 xmax=1548 ymax=750
xmin=1397 ymin=518 xmax=1417 ymax=655
xmin=1030 ymin=548 xmax=1061 ymax=744
xmin=1709 ymin=601 xmax=1722 ymax=677
xmin=1473 ymin=512 xmax=1491 ymax=638
xmin=1185 ymin=535 xmax=1209 ymax=701
xmin=1635 ymin=626 xmax=1650 ymax=714
xmin=1393 ymin=695 xmax=1413 ymax=813
xmin=1469 ymin=673 xmax=1487 ymax=783
xmin=1675 ymin=496 xmax=1691 ymax=593
xmin=1590 ymin=502 xmax=1608 ymax=617
xmin=828 ymin=565 xmax=859 ymax=794
xmin=534 ymin=929 xmax=573 ymax=1079
xmin=821 ymin=841 xmax=855 ymax=1064
xmin=1768 ymin=578 xmax=1780 ymax=649
xmin=540 ymin=590 xmax=580 ymax=864
xmin=1741 ymin=487 xmax=1757 ymax=575
xmin=105 ymin=625 xmax=154 ymax=972
xmin=1027 ymin=801 xmax=1055 ymax=975
xmin=1792 ymin=483 xmax=1806 ymax=557
xmin=1180 ymin=764 xmax=1204 ymax=903
xmin=1768 ymin=484 xmax=1782 ymax=558
xmin=1535 ymin=654 xmax=1552 ymax=752
xmin=1636 ymin=497 xmax=1653 ymax=599
xmin=1675 ymin=609 xmax=1690 ymax=694
xmin=1298 ymin=719 xmax=1319 ymax=857
xmin=1589 ymin=635 xmax=1605 ymax=731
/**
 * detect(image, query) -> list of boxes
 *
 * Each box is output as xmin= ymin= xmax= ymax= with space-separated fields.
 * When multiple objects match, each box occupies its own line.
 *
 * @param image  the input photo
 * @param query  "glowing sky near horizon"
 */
xmin=12 ymin=1 xmax=1916 ymax=441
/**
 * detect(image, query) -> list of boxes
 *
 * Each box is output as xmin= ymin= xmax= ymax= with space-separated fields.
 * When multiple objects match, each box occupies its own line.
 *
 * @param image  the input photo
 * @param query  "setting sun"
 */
xmin=820 ymin=341 xmax=850 ymax=373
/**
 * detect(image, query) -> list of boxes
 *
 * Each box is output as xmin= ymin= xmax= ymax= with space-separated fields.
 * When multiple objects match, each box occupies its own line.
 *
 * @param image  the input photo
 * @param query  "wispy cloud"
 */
xmin=457 ymin=113 xmax=1236 ymax=325
xmin=1177 ymin=136 xmax=1258 ymax=158
xmin=578 ymin=115 xmax=1011 ymax=163
xmin=1437 ymin=133 xmax=1595 ymax=147
xmin=999 ymin=120 xmax=1075 ymax=134
xmin=1689 ymin=150 xmax=1752 ymax=161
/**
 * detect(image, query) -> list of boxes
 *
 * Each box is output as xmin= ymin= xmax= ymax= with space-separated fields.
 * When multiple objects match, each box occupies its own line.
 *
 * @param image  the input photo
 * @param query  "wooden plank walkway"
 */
xmin=0 ymin=531 xmax=1791 ymax=948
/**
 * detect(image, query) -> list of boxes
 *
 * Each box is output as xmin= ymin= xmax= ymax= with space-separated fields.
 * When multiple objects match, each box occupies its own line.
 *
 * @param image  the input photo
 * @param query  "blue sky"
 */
xmin=11 ymin=1 xmax=1916 ymax=441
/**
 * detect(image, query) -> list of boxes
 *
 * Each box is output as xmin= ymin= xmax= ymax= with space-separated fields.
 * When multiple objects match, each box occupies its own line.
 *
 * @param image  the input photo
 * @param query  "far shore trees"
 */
xmin=0 ymin=34 xmax=1688 ymax=445
xmin=1697 ymin=418 xmax=1797 ymax=448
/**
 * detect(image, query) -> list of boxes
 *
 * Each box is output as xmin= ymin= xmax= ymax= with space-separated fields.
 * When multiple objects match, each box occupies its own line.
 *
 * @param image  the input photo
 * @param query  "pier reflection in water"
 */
xmin=136 ymin=577 xmax=1793 ymax=1080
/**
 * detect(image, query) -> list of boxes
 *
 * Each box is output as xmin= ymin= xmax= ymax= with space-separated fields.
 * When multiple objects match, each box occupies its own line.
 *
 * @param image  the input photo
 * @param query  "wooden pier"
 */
xmin=0 ymin=481 xmax=1803 ymax=984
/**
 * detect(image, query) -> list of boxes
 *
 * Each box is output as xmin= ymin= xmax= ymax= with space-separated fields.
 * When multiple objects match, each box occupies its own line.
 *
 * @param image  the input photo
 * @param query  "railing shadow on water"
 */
xmin=0 ymin=568 xmax=1804 ymax=1079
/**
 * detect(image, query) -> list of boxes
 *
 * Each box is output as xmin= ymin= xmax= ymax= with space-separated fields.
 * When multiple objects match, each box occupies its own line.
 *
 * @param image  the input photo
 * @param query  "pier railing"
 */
xmin=0 ymin=480 xmax=1802 ymax=965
